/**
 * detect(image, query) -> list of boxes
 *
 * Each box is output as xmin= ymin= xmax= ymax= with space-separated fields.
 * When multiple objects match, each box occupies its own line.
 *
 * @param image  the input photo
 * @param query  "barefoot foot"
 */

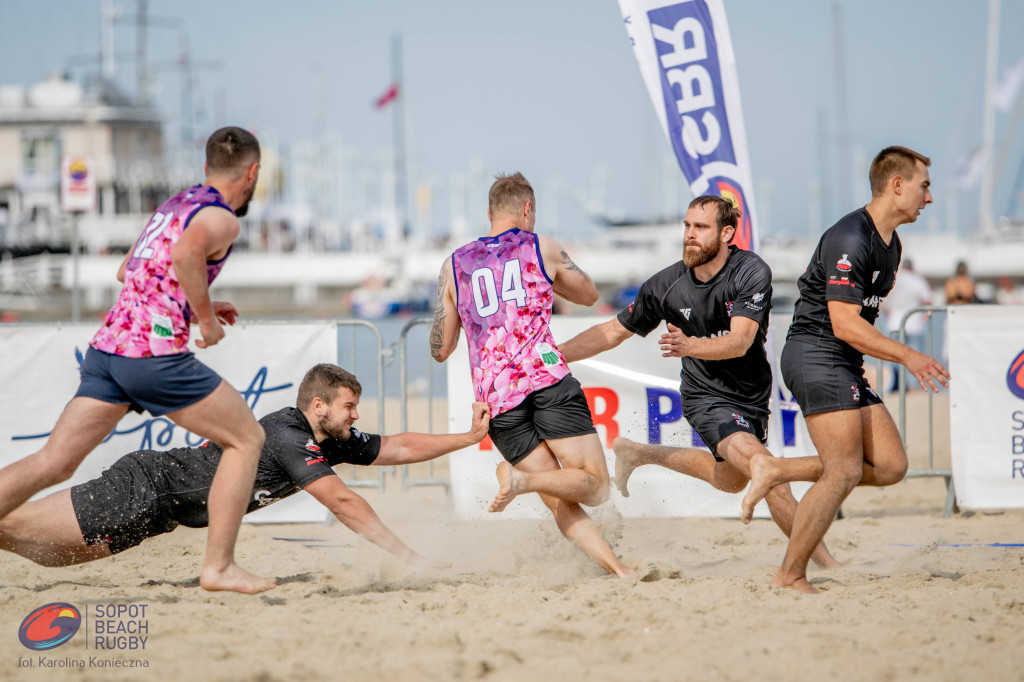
xmin=200 ymin=563 xmax=276 ymax=594
xmin=741 ymin=452 xmax=777 ymax=524
xmin=611 ymin=437 xmax=642 ymax=498
xmin=488 ymin=461 xmax=525 ymax=513
xmin=770 ymin=572 xmax=818 ymax=594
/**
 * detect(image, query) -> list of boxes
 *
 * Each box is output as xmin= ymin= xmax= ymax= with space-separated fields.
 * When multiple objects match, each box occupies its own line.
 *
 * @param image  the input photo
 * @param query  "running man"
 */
xmin=430 ymin=172 xmax=635 ymax=579
xmin=0 ymin=364 xmax=489 ymax=570
xmin=744 ymin=145 xmax=949 ymax=593
xmin=559 ymin=195 xmax=838 ymax=569
xmin=0 ymin=127 xmax=272 ymax=593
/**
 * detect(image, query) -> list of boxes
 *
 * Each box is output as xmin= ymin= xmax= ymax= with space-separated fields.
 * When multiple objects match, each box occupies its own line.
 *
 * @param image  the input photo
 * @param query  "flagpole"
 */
xmin=978 ymin=0 xmax=1000 ymax=238
xmin=391 ymin=33 xmax=409 ymax=241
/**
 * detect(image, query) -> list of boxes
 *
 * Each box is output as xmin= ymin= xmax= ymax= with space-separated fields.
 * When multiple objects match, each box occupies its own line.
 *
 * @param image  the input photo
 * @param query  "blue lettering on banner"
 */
xmin=1014 ymin=459 xmax=1024 ymax=478
xmin=648 ymin=1 xmax=735 ymax=173
xmin=1013 ymin=435 xmax=1024 ymax=456
xmin=13 ymin=363 xmax=290 ymax=450
xmin=645 ymin=387 xmax=705 ymax=447
xmin=1013 ymin=411 xmax=1024 ymax=430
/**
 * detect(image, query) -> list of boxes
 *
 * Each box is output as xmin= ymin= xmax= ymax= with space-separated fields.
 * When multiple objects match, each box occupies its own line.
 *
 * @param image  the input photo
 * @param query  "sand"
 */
xmin=2 ymin=392 xmax=1023 ymax=681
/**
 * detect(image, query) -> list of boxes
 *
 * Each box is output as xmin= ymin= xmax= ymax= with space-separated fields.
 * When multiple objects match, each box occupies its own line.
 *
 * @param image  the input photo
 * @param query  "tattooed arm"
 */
xmin=538 ymin=234 xmax=599 ymax=306
xmin=429 ymin=259 xmax=462 ymax=362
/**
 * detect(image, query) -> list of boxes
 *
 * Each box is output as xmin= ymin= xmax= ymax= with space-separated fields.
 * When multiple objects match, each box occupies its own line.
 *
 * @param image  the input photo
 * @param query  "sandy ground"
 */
xmin=2 ymin=393 xmax=1023 ymax=681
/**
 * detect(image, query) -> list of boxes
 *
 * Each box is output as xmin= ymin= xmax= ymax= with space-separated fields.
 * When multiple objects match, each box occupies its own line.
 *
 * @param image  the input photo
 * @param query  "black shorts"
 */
xmin=682 ymin=395 xmax=768 ymax=462
xmin=69 ymin=453 xmax=179 ymax=554
xmin=488 ymin=375 xmax=597 ymax=465
xmin=781 ymin=338 xmax=884 ymax=417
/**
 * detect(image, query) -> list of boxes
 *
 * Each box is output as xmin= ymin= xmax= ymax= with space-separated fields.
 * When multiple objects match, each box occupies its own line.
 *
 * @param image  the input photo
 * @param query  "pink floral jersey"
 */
xmin=452 ymin=227 xmax=570 ymax=417
xmin=91 ymin=185 xmax=235 ymax=358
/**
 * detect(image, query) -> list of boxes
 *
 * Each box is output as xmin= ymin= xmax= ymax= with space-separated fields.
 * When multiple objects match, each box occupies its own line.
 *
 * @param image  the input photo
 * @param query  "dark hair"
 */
xmin=206 ymin=126 xmax=261 ymax=173
xmin=688 ymin=195 xmax=740 ymax=234
xmin=488 ymin=172 xmax=535 ymax=218
xmin=869 ymin=146 xmax=930 ymax=197
xmin=296 ymin=364 xmax=362 ymax=410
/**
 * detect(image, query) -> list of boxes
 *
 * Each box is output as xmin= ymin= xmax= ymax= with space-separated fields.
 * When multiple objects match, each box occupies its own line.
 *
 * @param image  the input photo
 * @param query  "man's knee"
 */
xmin=873 ymin=456 xmax=908 ymax=486
xmin=585 ymin=477 xmax=610 ymax=507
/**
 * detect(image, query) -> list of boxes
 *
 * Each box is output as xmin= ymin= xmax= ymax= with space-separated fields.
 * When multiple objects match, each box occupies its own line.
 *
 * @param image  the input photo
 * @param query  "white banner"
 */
xmin=618 ymin=0 xmax=759 ymax=251
xmin=448 ymin=315 xmax=813 ymax=519
xmin=0 ymin=322 xmax=337 ymax=523
xmin=949 ymin=306 xmax=1024 ymax=508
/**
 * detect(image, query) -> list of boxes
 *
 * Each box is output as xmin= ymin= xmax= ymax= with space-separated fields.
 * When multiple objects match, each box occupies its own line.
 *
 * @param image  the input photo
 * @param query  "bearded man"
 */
xmin=559 ymin=195 xmax=839 ymax=569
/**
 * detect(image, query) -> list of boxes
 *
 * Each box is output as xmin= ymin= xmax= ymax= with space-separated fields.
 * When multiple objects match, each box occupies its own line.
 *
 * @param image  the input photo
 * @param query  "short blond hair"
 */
xmin=488 ymin=172 xmax=535 ymax=218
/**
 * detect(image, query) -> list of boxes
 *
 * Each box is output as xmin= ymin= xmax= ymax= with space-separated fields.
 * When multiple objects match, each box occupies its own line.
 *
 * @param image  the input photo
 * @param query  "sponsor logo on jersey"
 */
xmin=871 ymin=271 xmax=880 ymax=283
xmin=863 ymin=295 xmax=880 ymax=308
xmin=751 ymin=292 xmax=764 ymax=303
xmin=828 ymin=276 xmax=855 ymax=288
xmin=836 ymin=254 xmax=852 ymax=272
xmin=151 ymin=313 xmax=174 ymax=338
xmin=679 ymin=308 xmax=692 ymax=320
xmin=725 ymin=301 xmax=733 ymax=316
xmin=253 ymin=490 xmax=277 ymax=507
xmin=851 ymin=385 xmax=860 ymax=402
xmin=1008 ymin=348 xmax=1024 ymax=400
xmin=19 ymin=603 xmax=82 ymax=651
xmin=732 ymin=413 xmax=750 ymax=428
xmin=304 ymin=454 xmax=327 ymax=466
xmin=304 ymin=439 xmax=321 ymax=452
xmin=536 ymin=342 xmax=560 ymax=366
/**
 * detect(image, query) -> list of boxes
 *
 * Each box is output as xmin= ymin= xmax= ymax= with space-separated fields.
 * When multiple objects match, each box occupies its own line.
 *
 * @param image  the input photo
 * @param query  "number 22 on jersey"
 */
xmin=132 ymin=211 xmax=174 ymax=260
xmin=470 ymin=258 xmax=527 ymax=316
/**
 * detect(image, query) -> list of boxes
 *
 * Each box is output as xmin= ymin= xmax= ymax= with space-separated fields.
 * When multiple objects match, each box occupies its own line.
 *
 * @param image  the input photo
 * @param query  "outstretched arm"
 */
xmin=559 ymin=317 xmax=634 ymax=363
xmin=828 ymin=300 xmax=949 ymax=391
xmin=374 ymin=402 xmax=490 ymax=466
xmin=303 ymin=475 xmax=450 ymax=569
xmin=429 ymin=260 xmax=462 ymax=362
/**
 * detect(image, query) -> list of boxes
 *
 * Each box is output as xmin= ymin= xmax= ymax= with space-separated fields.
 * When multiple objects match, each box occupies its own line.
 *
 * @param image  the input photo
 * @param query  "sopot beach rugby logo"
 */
xmin=1008 ymin=348 xmax=1024 ymax=400
xmin=18 ymin=603 xmax=82 ymax=651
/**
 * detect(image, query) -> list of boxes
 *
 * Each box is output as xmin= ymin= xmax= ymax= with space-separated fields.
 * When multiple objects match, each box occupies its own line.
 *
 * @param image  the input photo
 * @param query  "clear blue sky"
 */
xmin=1 ymin=0 xmax=1022 ymax=240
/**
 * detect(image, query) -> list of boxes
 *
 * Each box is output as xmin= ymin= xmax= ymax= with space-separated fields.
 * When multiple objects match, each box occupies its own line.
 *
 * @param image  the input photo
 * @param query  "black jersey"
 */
xmin=124 ymin=406 xmax=381 ymax=527
xmin=787 ymin=207 xmax=902 ymax=364
xmin=617 ymin=245 xmax=773 ymax=408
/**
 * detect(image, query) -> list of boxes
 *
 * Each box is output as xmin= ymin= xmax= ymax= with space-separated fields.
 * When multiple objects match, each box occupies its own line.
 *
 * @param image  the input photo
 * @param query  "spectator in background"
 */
xmin=995 ymin=276 xmax=1024 ymax=305
xmin=944 ymin=260 xmax=975 ymax=305
xmin=882 ymin=259 xmax=933 ymax=391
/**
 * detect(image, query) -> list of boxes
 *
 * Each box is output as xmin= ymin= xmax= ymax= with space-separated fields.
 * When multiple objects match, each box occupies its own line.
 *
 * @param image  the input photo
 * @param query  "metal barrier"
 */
xmin=894 ymin=305 xmax=957 ymax=517
xmin=334 ymin=319 xmax=389 ymax=491
xmin=397 ymin=316 xmax=449 ymax=491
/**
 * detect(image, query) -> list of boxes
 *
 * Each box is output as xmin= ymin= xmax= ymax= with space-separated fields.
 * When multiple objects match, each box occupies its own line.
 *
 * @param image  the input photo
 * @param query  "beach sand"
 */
xmin=2 ymin=393 xmax=1023 ymax=681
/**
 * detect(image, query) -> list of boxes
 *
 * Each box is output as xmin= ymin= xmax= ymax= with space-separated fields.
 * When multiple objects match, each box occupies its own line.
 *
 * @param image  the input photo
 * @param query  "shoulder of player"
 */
xmin=189 ymin=202 xmax=240 ymax=237
xmin=727 ymin=247 xmax=771 ymax=274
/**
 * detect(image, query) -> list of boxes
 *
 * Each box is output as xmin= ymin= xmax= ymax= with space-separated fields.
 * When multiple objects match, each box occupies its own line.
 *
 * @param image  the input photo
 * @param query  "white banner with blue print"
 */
xmin=948 ymin=306 xmax=1024 ymax=509
xmin=0 ymin=322 xmax=337 ymax=523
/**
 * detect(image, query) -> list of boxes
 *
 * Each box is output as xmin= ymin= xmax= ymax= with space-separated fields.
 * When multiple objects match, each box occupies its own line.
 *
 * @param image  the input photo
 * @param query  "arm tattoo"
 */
xmin=560 ymin=250 xmax=592 ymax=284
xmin=429 ymin=265 xmax=450 ymax=359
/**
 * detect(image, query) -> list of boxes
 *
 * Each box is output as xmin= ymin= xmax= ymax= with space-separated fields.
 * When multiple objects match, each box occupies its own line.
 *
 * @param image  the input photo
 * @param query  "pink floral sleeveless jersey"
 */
xmin=91 ymin=185 xmax=234 ymax=358
xmin=452 ymin=228 xmax=570 ymax=417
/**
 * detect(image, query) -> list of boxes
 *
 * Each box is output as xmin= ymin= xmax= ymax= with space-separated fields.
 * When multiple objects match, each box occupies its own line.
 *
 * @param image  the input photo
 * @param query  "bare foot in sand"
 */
xmin=741 ymin=452 xmax=777 ymax=524
xmin=489 ymin=461 xmax=526 ymax=512
xmin=612 ymin=437 xmax=641 ymax=498
xmin=200 ymin=563 xmax=276 ymax=594
xmin=771 ymin=572 xmax=818 ymax=594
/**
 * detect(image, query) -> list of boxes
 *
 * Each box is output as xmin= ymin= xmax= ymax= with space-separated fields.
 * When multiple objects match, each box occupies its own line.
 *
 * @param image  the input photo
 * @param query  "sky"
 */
xmin=1 ymin=0 xmax=1023 ymax=242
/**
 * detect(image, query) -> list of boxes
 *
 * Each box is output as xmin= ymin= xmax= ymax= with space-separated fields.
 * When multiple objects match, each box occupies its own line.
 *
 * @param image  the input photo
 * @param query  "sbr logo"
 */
xmin=1008 ymin=348 xmax=1024 ymax=400
xmin=18 ymin=603 xmax=82 ymax=651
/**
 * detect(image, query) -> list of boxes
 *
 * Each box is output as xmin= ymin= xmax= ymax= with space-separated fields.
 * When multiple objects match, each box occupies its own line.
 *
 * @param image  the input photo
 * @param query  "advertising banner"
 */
xmin=949 ymin=306 xmax=1024 ymax=508
xmin=0 ymin=322 xmax=337 ymax=523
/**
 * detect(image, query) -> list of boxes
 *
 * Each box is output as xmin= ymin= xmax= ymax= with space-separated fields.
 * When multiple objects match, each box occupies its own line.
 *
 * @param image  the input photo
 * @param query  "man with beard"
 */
xmin=742 ymin=146 xmax=948 ymax=593
xmin=0 ymin=127 xmax=275 ymax=594
xmin=0 ymin=364 xmax=490 ymax=571
xmin=559 ymin=195 xmax=839 ymax=569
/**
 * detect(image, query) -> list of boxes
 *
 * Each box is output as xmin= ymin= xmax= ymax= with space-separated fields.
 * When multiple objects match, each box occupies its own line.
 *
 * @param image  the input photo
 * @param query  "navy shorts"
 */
xmin=488 ymin=375 xmax=597 ymax=465
xmin=70 ymin=452 xmax=179 ymax=554
xmin=74 ymin=347 xmax=222 ymax=417
xmin=682 ymin=395 xmax=769 ymax=462
xmin=781 ymin=339 xmax=884 ymax=417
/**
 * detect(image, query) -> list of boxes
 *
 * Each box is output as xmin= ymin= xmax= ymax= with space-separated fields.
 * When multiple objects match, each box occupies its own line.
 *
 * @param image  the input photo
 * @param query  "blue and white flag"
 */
xmin=619 ymin=0 xmax=759 ymax=252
